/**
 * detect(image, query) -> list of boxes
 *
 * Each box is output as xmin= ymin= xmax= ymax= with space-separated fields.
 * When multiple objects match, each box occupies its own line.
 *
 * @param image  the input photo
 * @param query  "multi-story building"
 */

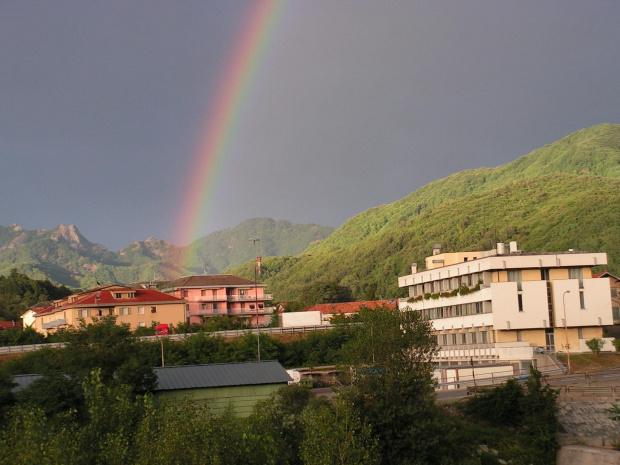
xmin=31 ymin=285 xmax=186 ymax=335
xmin=159 ymin=275 xmax=274 ymax=326
xmin=398 ymin=242 xmax=613 ymax=379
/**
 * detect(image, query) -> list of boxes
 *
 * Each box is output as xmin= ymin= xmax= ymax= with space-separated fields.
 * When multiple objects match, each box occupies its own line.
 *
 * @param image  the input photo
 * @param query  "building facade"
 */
xmin=159 ymin=275 xmax=274 ymax=326
xmin=398 ymin=242 xmax=613 ymax=373
xmin=31 ymin=285 xmax=186 ymax=335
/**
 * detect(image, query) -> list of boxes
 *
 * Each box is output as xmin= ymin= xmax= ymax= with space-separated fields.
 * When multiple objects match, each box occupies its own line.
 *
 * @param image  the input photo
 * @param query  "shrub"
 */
xmin=586 ymin=338 xmax=605 ymax=356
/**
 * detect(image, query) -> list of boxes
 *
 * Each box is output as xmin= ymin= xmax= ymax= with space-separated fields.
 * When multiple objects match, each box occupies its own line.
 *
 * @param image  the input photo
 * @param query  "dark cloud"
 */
xmin=1 ymin=1 xmax=619 ymax=250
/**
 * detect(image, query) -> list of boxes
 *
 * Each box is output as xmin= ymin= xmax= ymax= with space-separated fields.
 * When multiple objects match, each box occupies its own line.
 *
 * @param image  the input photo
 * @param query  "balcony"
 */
xmin=227 ymin=294 xmax=273 ymax=302
xmin=230 ymin=307 xmax=274 ymax=316
xmin=188 ymin=308 xmax=230 ymax=317
xmin=42 ymin=318 xmax=67 ymax=329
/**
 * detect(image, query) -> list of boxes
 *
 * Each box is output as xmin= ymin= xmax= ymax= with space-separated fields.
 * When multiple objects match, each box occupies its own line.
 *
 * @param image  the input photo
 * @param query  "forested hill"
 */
xmin=230 ymin=124 xmax=620 ymax=301
xmin=0 ymin=219 xmax=333 ymax=288
xmin=312 ymin=123 xmax=620 ymax=250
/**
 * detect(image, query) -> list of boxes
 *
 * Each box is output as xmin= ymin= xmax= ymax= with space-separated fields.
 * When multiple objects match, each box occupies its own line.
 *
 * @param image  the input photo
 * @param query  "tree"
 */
xmin=341 ymin=306 xmax=439 ymax=464
xmin=300 ymin=281 xmax=354 ymax=306
xmin=586 ymin=337 xmax=605 ymax=356
xmin=301 ymin=394 xmax=379 ymax=465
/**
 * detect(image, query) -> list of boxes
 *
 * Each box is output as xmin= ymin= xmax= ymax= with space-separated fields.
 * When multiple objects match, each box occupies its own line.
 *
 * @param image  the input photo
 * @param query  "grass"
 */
xmin=556 ymin=352 xmax=620 ymax=373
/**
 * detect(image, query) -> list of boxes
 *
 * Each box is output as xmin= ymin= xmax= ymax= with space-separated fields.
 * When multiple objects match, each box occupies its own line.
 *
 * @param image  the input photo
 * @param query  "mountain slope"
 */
xmin=313 ymin=123 xmax=620 ymax=250
xmin=0 ymin=219 xmax=333 ymax=288
xmin=230 ymin=124 xmax=620 ymax=301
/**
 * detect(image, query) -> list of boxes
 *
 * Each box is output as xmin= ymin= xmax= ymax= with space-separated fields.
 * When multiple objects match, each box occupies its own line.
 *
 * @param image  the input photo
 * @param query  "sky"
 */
xmin=1 ymin=1 xmax=619 ymax=251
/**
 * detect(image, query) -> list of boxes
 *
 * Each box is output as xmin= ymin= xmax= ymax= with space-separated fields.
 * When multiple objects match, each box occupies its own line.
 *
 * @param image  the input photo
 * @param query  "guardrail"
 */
xmin=0 ymin=325 xmax=333 ymax=354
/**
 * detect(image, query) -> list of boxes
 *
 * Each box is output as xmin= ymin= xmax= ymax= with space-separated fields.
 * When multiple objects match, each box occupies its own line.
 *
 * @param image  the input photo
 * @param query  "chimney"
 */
xmin=509 ymin=241 xmax=518 ymax=254
xmin=432 ymin=244 xmax=442 ymax=256
xmin=411 ymin=263 xmax=418 ymax=274
xmin=497 ymin=243 xmax=505 ymax=255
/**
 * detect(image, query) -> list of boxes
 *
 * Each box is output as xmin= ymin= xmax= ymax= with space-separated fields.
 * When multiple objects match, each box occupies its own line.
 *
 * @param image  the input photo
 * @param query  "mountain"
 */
xmin=0 ymin=219 xmax=334 ymax=288
xmin=230 ymin=123 xmax=620 ymax=301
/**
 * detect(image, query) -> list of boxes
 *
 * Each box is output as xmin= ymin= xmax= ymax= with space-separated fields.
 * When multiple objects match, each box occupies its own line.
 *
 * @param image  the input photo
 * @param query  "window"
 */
xmin=201 ymin=289 xmax=207 ymax=296
xmin=96 ymin=309 xmax=105 ymax=317
xmin=201 ymin=304 xmax=208 ymax=310
xmin=138 ymin=307 xmax=144 ymax=315
xmin=182 ymin=290 xmax=189 ymax=298
xmin=518 ymin=294 xmax=523 ymax=312
xmin=441 ymin=335 xmax=447 ymax=345
xmin=151 ymin=306 xmax=157 ymax=314
xmin=114 ymin=293 xmax=122 ymax=299
xmin=451 ymin=334 xmax=457 ymax=345
xmin=78 ymin=309 xmax=89 ymax=318
xmin=612 ymin=289 xmax=618 ymax=298
xmin=579 ymin=291 xmax=585 ymax=309
xmin=138 ymin=322 xmax=146 ymax=327
xmin=569 ymin=268 xmax=584 ymax=288
xmin=481 ymin=331 xmax=488 ymax=343
xmin=578 ymin=328 xmax=584 ymax=339
xmin=508 ymin=270 xmax=522 ymax=291
xmin=119 ymin=307 xmax=130 ymax=316
xmin=471 ymin=332 xmax=477 ymax=344
xmin=213 ymin=303 xmax=218 ymax=310
xmin=516 ymin=330 xmax=522 ymax=342
xmin=613 ymin=307 xmax=620 ymax=320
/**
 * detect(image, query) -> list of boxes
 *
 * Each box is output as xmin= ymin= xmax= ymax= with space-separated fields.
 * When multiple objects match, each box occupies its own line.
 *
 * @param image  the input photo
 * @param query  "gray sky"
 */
xmin=1 ymin=1 xmax=619 ymax=251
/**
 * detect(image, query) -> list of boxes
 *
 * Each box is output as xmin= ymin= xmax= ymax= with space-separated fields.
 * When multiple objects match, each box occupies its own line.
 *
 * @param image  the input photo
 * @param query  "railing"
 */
xmin=42 ymin=319 xmax=67 ymax=329
xmin=436 ymin=343 xmax=498 ymax=361
xmin=0 ymin=325 xmax=333 ymax=354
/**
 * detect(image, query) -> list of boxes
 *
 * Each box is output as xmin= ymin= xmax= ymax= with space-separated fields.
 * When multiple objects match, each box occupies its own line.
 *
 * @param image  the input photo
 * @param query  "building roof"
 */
xmin=593 ymin=271 xmax=620 ymax=281
xmin=301 ymin=300 xmax=397 ymax=315
xmin=37 ymin=287 xmax=183 ymax=316
xmin=153 ymin=361 xmax=292 ymax=391
xmin=11 ymin=374 xmax=43 ymax=393
xmin=0 ymin=320 xmax=23 ymax=330
xmin=164 ymin=274 xmax=261 ymax=289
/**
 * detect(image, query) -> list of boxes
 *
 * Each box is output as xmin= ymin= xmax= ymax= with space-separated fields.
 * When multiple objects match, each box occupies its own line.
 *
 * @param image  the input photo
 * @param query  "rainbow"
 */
xmin=175 ymin=0 xmax=286 ymax=264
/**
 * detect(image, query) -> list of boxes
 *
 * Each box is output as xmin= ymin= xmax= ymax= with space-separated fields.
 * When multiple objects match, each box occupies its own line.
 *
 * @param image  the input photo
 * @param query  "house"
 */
xmin=280 ymin=300 xmax=396 ymax=328
xmin=20 ymin=301 xmax=52 ymax=328
xmin=159 ymin=275 xmax=274 ymax=326
xmin=594 ymin=270 xmax=620 ymax=335
xmin=31 ymin=285 xmax=186 ymax=335
xmin=153 ymin=361 xmax=292 ymax=416
xmin=398 ymin=242 xmax=613 ymax=379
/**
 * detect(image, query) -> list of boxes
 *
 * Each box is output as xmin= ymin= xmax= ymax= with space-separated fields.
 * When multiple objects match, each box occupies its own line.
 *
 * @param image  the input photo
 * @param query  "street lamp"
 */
xmin=250 ymin=238 xmax=261 ymax=362
xmin=562 ymin=290 xmax=571 ymax=374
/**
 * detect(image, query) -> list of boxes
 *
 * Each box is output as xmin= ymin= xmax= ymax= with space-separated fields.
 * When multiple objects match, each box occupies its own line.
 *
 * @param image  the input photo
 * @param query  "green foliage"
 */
xmin=300 ymin=280 xmax=354 ymax=306
xmin=224 ymin=124 xmax=620 ymax=302
xmin=301 ymin=394 xmax=380 ymax=465
xmin=586 ymin=337 xmax=606 ymax=356
xmin=342 ymin=307 xmax=441 ymax=464
xmin=465 ymin=379 xmax=525 ymax=427
xmin=614 ymin=338 xmax=620 ymax=352
xmin=0 ymin=268 xmax=73 ymax=322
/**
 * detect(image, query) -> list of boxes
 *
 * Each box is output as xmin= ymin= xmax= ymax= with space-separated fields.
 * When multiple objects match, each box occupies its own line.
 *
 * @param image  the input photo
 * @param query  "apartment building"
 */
xmin=398 ymin=242 xmax=613 ymax=374
xmin=31 ymin=285 xmax=186 ymax=335
xmin=159 ymin=275 xmax=273 ymax=326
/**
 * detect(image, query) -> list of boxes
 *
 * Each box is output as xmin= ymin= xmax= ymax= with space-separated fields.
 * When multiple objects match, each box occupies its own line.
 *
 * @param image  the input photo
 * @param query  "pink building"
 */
xmin=159 ymin=275 xmax=274 ymax=326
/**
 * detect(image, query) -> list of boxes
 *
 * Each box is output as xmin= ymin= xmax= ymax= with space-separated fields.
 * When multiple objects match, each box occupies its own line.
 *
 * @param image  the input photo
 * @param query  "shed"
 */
xmin=153 ymin=361 xmax=292 ymax=416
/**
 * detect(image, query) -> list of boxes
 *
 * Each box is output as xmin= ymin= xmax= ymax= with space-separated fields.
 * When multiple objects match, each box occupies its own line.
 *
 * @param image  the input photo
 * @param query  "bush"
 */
xmin=586 ymin=338 xmax=605 ymax=356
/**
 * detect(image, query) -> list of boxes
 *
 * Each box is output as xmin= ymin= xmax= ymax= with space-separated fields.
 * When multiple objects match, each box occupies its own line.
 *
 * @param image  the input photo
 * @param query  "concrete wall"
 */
xmin=557 ymin=445 xmax=620 ymax=465
xmin=281 ymin=311 xmax=322 ymax=328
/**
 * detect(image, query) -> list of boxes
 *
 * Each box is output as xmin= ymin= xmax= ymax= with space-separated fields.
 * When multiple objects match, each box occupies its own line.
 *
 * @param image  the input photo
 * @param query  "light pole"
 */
xmin=562 ymin=290 xmax=571 ymax=374
xmin=250 ymin=238 xmax=261 ymax=362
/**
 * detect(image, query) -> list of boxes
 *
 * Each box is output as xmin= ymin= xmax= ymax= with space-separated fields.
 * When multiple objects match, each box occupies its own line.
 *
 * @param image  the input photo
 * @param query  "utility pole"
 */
xmin=250 ymin=238 xmax=261 ymax=362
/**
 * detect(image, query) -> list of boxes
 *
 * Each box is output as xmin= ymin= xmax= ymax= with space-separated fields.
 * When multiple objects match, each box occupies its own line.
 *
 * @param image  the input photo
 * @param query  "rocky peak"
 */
xmin=51 ymin=224 xmax=85 ymax=244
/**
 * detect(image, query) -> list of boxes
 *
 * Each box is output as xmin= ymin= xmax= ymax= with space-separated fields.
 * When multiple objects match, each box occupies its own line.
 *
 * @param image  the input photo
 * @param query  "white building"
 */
xmin=398 ymin=242 xmax=614 ymax=381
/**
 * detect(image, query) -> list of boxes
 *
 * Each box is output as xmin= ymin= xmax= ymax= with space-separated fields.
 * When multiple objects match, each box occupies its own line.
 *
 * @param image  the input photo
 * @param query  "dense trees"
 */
xmin=0 ymin=307 xmax=560 ymax=464
xmin=0 ymin=268 xmax=73 ymax=321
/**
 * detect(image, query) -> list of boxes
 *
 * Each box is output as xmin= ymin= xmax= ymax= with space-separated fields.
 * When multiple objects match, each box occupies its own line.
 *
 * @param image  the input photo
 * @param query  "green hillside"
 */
xmin=183 ymin=218 xmax=333 ymax=275
xmin=230 ymin=124 xmax=620 ymax=301
xmin=313 ymin=123 xmax=620 ymax=250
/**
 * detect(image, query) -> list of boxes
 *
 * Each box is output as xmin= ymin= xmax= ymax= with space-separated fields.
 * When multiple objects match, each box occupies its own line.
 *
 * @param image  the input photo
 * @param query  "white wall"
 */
xmin=552 ymin=279 xmax=613 ymax=327
xmin=281 ymin=311 xmax=322 ymax=328
xmin=491 ymin=281 xmax=549 ymax=330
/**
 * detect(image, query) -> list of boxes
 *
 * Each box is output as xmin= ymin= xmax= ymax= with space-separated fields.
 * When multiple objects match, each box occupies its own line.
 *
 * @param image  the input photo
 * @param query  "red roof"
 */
xmin=166 ymin=275 xmax=260 ymax=288
xmin=301 ymin=300 xmax=397 ymax=315
xmin=69 ymin=288 xmax=183 ymax=307
xmin=0 ymin=321 xmax=22 ymax=330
